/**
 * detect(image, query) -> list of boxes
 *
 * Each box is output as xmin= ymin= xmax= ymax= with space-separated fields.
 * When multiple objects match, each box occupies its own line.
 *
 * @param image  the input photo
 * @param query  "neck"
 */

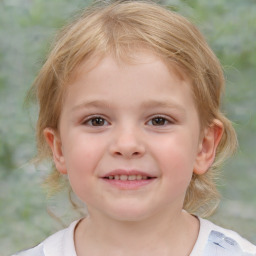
xmin=75 ymin=209 xmax=199 ymax=256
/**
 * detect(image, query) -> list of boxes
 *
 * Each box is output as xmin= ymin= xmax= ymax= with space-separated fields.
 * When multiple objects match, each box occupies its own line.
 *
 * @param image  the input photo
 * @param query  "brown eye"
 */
xmin=151 ymin=117 xmax=168 ymax=126
xmin=86 ymin=117 xmax=107 ymax=126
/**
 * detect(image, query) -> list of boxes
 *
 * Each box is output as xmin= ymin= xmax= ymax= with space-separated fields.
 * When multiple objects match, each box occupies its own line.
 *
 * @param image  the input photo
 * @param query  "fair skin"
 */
xmin=45 ymin=52 xmax=223 ymax=256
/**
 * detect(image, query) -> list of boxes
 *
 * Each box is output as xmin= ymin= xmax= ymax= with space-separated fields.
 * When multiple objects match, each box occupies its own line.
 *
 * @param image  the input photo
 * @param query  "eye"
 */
xmin=84 ymin=116 xmax=108 ymax=126
xmin=148 ymin=116 xmax=172 ymax=126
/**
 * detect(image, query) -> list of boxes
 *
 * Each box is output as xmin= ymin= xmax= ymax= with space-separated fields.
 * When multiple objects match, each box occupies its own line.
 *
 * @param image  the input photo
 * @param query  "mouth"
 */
xmin=101 ymin=170 xmax=157 ymax=190
xmin=103 ymin=175 xmax=154 ymax=181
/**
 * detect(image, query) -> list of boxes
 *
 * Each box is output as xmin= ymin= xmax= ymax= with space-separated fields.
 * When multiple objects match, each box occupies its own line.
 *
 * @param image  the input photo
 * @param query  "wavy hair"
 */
xmin=30 ymin=0 xmax=237 ymax=217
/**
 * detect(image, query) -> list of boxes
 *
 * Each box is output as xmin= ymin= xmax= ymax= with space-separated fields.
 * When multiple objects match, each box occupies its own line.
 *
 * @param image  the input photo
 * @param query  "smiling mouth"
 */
xmin=103 ymin=175 xmax=154 ymax=181
xmin=101 ymin=170 xmax=157 ymax=189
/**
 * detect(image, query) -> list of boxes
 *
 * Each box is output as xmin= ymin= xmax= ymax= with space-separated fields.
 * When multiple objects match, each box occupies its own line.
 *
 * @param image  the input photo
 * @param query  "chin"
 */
xmin=104 ymin=202 xmax=156 ymax=222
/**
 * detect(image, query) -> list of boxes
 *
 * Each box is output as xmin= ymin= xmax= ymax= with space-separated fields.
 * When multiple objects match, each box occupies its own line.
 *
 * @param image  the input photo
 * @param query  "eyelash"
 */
xmin=147 ymin=116 xmax=174 ymax=126
xmin=82 ymin=115 xmax=174 ymax=127
xmin=82 ymin=116 xmax=109 ymax=127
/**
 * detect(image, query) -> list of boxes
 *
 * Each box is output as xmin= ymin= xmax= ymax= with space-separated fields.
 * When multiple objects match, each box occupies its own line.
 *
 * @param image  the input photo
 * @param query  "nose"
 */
xmin=109 ymin=127 xmax=146 ymax=158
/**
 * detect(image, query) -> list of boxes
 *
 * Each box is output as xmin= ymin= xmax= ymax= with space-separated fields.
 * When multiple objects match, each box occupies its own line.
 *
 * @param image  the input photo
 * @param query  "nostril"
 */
xmin=114 ymin=151 xmax=140 ymax=156
xmin=110 ymin=138 xmax=146 ymax=158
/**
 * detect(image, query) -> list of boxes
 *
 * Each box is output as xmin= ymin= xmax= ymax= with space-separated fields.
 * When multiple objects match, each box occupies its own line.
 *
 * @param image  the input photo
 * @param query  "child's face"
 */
xmin=46 ymin=52 xmax=218 ymax=221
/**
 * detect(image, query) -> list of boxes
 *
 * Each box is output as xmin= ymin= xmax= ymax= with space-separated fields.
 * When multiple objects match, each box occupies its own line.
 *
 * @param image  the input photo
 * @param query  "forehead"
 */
xmin=68 ymin=49 xmax=189 ymax=88
xmin=62 ymin=52 xmax=196 ymax=113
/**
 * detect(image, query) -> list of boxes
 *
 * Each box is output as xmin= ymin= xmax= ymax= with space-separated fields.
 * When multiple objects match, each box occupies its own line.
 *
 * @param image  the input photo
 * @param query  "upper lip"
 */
xmin=101 ymin=169 xmax=156 ymax=178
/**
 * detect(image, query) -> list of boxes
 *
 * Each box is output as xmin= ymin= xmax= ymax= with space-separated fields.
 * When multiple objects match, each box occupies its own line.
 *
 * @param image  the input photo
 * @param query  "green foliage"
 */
xmin=0 ymin=0 xmax=255 ymax=255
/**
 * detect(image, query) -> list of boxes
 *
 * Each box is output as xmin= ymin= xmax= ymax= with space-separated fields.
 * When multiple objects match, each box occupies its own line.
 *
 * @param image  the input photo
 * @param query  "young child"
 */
xmin=14 ymin=1 xmax=256 ymax=255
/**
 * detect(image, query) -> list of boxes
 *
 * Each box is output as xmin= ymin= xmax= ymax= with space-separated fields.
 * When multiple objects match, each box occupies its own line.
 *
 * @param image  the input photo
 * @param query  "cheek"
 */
xmin=62 ymin=133 xmax=103 ymax=170
xmin=160 ymin=151 xmax=194 ymax=200
xmin=151 ymin=135 xmax=197 ymax=185
xmin=153 ymin=134 xmax=197 ymax=166
xmin=61 ymin=136 xmax=104 ymax=193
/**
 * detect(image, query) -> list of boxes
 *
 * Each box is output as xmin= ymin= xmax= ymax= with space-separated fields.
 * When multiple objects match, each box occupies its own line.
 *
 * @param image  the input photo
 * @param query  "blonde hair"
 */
xmin=30 ymin=0 xmax=237 ymax=217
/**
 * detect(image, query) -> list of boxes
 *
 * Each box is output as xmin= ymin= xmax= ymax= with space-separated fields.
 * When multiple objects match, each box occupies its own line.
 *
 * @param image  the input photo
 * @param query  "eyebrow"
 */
xmin=140 ymin=99 xmax=186 ymax=112
xmin=71 ymin=100 xmax=112 ymax=112
xmin=71 ymin=99 xmax=186 ymax=113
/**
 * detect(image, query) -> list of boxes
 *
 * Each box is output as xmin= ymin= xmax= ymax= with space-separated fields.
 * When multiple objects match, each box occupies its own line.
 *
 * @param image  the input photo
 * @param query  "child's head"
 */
xmin=32 ymin=1 xmax=237 ymax=217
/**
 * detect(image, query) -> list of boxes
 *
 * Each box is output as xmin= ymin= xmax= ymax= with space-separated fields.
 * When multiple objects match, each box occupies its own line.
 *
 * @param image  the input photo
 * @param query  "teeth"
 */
xmin=128 ymin=175 xmax=136 ymax=181
xmin=120 ymin=175 xmax=128 ymax=181
xmin=137 ymin=175 xmax=142 ymax=180
xmin=106 ymin=175 xmax=150 ymax=180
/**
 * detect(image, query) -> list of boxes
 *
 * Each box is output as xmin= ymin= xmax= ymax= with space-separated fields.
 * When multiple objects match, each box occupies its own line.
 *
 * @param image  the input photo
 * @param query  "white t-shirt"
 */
xmin=13 ymin=218 xmax=256 ymax=256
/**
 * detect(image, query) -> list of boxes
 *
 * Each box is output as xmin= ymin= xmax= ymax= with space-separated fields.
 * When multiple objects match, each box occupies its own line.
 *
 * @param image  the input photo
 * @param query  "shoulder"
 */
xmin=191 ymin=218 xmax=256 ymax=256
xmin=11 ymin=243 xmax=45 ymax=256
xmin=12 ymin=220 xmax=79 ymax=256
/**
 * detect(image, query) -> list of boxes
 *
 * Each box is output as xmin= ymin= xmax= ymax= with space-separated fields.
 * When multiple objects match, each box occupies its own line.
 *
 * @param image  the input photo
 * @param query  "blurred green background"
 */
xmin=0 ymin=0 xmax=255 ymax=255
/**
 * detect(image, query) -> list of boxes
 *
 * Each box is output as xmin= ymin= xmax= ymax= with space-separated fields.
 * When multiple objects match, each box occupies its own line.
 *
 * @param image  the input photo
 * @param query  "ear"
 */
xmin=194 ymin=119 xmax=223 ymax=175
xmin=44 ymin=128 xmax=67 ymax=174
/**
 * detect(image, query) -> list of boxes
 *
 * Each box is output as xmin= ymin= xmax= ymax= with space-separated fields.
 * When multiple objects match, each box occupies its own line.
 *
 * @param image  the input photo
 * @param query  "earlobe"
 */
xmin=194 ymin=119 xmax=223 ymax=175
xmin=44 ymin=128 xmax=67 ymax=174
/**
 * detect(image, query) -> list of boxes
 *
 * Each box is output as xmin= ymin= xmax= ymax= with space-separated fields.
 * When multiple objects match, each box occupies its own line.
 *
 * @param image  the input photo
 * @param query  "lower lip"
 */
xmin=101 ymin=178 xmax=156 ymax=190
